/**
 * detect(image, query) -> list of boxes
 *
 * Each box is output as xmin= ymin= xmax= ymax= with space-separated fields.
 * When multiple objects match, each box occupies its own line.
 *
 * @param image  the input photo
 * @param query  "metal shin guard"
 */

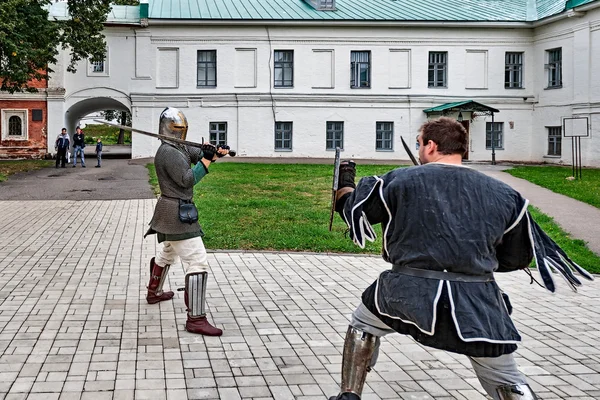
xmin=149 ymin=259 xmax=170 ymax=295
xmin=339 ymin=326 xmax=377 ymax=397
xmin=496 ymin=384 xmax=538 ymax=399
xmin=185 ymin=271 xmax=207 ymax=318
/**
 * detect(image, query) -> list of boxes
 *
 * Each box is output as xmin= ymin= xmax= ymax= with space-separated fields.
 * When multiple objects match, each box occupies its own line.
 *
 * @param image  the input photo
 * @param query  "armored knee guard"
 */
xmin=184 ymin=272 xmax=222 ymax=336
xmin=146 ymin=257 xmax=174 ymax=304
xmin=496 ymin=384 xmax=538 ymax=399
xmin=329 ymin=326 xmax=377 ymax=400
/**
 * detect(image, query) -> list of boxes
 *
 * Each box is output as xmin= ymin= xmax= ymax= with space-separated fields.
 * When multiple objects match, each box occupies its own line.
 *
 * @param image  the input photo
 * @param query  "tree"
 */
xmin=102 ymin=110 xmax=131 ymax=145
xmin=0 ymin=0 xmax=138 ymax=93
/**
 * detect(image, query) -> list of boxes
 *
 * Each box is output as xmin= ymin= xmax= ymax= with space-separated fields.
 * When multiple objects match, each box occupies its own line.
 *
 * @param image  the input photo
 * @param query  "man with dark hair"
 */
xmin=72 ymin=126 xmax=86 ymax=167
xmin=328 ymin=116 xmax=591 ymax=400
xmin=55 ymin=128 xmax=70 ymax=168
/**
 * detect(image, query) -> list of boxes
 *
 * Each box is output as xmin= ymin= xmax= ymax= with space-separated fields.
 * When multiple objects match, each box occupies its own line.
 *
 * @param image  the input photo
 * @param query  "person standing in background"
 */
xmin=95 ymin=138 xmax=103 ymax=168
xmin=55 ymin=128 xmax=70 ymax=168
xmin=72 ymin=126 xmax=86 ymax=168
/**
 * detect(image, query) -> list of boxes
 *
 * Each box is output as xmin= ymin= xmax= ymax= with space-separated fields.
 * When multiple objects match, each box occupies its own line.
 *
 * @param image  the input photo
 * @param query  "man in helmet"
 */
xmin=144 ymin=107 xmax=228 ymax=336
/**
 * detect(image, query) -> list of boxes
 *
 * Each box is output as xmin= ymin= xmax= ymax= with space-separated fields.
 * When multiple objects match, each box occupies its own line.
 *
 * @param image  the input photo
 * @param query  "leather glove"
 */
xmin=201 ymin=143 xmax=217 ymax=162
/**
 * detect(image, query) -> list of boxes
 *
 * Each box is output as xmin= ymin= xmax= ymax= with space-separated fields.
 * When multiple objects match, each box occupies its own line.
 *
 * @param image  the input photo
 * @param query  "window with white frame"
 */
xmin=197 ymin=50 xmax=217 ymax=87
xmin=274 ymin=50 xmax=294 ymax=88
xmin=92 ymin=60 xmax=105 ymax=73
xmin=486 ymin=122 xmax=504 ymax=150
xmin=350 ymin=51 xmax=370 ymax=88
xmin=428 ymin=52 xmax=447 ymax=88
xmin=547 ymin=126 xmax=562 ymax=156
xmin=505 ymin=52 xmax=523 ymax=89
xmin=275 ymin=122 xmax=293 ymax=150
xmin=376 ymin=122 xmax=393 ymax=151
xmin=1 ymin=110 xmax=28 ymax=140
xmin=546 ymin=48 xmax=562 ymax=88
xmin=87 ymin=49 xmax=109 ymax=76
xmin=209 ymin=122 xmax=227 ymax=146
xmin=326 ymin=121 xmax=344 ymax=150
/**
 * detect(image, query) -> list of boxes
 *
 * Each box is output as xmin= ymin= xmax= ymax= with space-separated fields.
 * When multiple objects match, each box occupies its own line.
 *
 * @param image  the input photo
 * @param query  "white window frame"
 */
xmin=209 ymin=122 xmax=227 ymax=146
xmin=1 ymin=109 xmax=28 ymax=140
xmin=545 ymin=48 xmax=562 ymax=89
xmin=275 ymin=121 xmax=293 ymax=151
xmin=547 ymin=126 xmax=562 ymax=156
xmin=87 ymin=48 xmax=109 ymax=77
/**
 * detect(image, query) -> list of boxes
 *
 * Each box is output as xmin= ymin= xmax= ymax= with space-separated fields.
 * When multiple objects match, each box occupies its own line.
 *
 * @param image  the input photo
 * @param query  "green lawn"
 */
xmin=146 ymin=162 xmax=600 ymax=272
xmin=82 ymin=124 xmax=132 ymax=145
xmin=0 ymin=160 xmax=53 ymax=182
xmin=506 ymin=165 xmax=600 ymax=208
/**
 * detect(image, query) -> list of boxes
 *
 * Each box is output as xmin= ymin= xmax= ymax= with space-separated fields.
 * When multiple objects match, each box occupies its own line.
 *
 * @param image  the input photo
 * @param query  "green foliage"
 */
xmin=529 ymin=206 xmax=600 ymax=273
xmin=145 ymin=163 xmax=599 ymax=272
xmin=506 ymin=166 xmax=600 ymax=208
xmin=0 ymin=160 xmax=53 ymax=182
xmin=82 ymin=124 xmax=131 ymax=145
xmin=102 ymin=110 xmax=132 ymax=125
xmin=0 ymin=0 xmax=113 ymax=92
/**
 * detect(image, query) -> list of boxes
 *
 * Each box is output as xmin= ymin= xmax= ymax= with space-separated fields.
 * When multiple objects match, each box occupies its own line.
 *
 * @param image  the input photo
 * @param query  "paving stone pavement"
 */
xmin=1 ymin=199 xmax=599 ymax=400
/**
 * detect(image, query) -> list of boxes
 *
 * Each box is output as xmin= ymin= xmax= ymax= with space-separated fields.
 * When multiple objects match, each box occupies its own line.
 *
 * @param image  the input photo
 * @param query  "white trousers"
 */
xmin=351 ymin=303 xmax=529 ymax=400
xmin=155 ymin=236 xmax=209 ymax=276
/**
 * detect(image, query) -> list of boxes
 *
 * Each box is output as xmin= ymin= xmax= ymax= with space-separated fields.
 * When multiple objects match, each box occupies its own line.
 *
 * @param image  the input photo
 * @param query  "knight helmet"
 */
xmin=158 ymin=107 xmax=188 ymax=141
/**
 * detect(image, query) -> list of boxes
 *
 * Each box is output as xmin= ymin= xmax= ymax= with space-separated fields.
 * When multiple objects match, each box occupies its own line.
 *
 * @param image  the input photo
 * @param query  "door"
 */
xmin=460 ymin=120 xmax=469 ymax=160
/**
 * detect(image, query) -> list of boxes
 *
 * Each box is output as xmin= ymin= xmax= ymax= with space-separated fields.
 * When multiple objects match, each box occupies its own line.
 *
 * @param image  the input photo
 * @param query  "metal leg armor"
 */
xmin=146 ymin=257 xmax=174 ymax=304
xmin=329 ymin=326 xmax=377 ymax=400
xmin=496 ymin=384 xmax=538 ymax=400
xmin=184 ymin=272 xmax=222 ymax=336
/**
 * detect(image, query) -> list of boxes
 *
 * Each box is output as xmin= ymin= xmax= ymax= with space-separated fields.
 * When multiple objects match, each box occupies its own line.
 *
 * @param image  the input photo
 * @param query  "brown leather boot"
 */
xmin=185 ymin=316 xmax=223 ymax=336
xmin=146 ymin=257 xmax=174 ymax=304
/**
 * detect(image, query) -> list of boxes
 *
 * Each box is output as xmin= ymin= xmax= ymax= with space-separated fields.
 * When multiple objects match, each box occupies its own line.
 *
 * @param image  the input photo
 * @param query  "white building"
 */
xmin=46 ymin=0 xmax=600 ymax=166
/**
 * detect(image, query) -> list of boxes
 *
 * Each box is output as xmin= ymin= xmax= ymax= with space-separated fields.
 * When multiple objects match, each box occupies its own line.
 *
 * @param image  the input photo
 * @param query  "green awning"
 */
xmin=423 ymin=100 xmax=499 ymax=115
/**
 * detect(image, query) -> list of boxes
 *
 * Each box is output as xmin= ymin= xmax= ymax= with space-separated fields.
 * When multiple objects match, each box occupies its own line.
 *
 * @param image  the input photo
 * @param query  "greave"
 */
xmin=496 ymin=384 xmax=538 ymax=399
xmin=148 ymin=257 xmax=170 ymax=295
xmin=185 ymin=271 xmax=208 ymax=317
xmin=339 ymin=326 xmax=377 ymax=397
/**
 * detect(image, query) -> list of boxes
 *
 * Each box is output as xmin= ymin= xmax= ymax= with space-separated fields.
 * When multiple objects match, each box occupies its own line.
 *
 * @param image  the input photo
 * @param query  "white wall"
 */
xmin=47 ymin=6 xmax=600 ymax=166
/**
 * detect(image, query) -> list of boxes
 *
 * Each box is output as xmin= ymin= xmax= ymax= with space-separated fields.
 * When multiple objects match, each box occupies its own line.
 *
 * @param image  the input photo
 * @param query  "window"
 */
xmin=209 ymin=122 xmax=227 ymax=146
xmin=274 ymin=50 xmax=293 ymax=87
xmin=350 ymin=51 xmax=370 ymax=88
xmin=1 ymin=110 xmax=27 ymax=140
xmin=275 ymin=122 xmax=293 ymax=150
xmin=376 ymin=122 xmax=393 ymax=151
xmin=505 ymin=52 xmax=523 ymax=89
xmin=92 ymin=60 xmax=105 ymax=73
xmin=326 ymin=121 xmax=344 ymax=150
xmin=547 ymin=127 xmax=562 ymax=156
xmin=197 ymin=50 xmax=217 ymax=87
xmin=546 ymin=48 xmax=562 ymax=88
xmin=428 ymin=52 xmax=447 ymax=88
xmin=486 ymin=122 xmax=504 ymax=150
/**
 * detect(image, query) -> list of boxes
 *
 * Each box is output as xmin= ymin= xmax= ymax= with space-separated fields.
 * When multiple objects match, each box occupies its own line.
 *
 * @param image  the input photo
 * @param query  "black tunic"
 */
xmin=339 ymin=163 xmax=534 ymax=357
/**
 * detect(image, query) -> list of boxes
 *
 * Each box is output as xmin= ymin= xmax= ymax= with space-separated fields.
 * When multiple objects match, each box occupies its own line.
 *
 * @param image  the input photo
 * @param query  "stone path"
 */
xmin=1 ymin=199 xmax=599 ymax=400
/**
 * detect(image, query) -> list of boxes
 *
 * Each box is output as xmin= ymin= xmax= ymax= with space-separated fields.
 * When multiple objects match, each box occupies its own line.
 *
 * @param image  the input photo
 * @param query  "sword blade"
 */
xmin=328 ymin=147 xmax=342 ymax=231
xmin=93 ymin=119 xmax=204 ymax=149
xmin=401 ymin=136 xmax=420 ymax=166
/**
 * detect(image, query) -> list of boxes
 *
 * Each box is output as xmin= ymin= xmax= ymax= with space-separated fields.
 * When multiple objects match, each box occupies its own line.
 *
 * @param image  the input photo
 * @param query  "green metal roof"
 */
xmin=423 ymin=101 xmax=500 ymax=114
xmin=147 ymin=0 xmax=599 ymax=21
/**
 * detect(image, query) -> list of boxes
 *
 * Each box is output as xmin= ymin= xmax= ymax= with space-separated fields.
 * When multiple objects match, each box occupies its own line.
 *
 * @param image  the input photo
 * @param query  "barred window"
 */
xmin=428 ymin=52 xmax=447 ymax=88
xmin=197 ymin=50 xmax=217 ymax=87
xmin=209 ymin=122 xmax=227 ymax=146
xmin=547 ymin=126 xmax=562 ymax=156
xmin=8 ymin=116 xmax=22 ymax=136
xmin=350 ymin=51 xmax=370 ymax=88
xmin=275 ymin=122 xmax=293 ymax=150
xmin=505 ymin=52 xmax=523 ymax=89
xmin=92 ymin=60 xmax=105 ymax=73
xmin=376 ymin=122 xmax=393 ymax=151
xmin=326 ymin=121 xmax=344 ymax=150
xmin=486 ymin=122 xmax=504 ymax=150
xmin=274 ymin=50 xmax=294 ymax=87
xmin=546 ymin=48 xmax=562 ymax=88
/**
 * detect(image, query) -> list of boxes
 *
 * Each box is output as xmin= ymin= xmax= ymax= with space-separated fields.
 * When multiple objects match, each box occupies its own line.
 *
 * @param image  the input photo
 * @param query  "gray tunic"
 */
xmin=341 ymin=163 xmax=533 ymax=345
xmin=146 ymin=142 xmax=207 ymax=237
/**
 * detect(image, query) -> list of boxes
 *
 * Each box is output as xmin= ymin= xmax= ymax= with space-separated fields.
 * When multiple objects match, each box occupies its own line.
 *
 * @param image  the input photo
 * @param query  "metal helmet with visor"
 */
xmin=158 ymin=107 xmax=188 ymax=141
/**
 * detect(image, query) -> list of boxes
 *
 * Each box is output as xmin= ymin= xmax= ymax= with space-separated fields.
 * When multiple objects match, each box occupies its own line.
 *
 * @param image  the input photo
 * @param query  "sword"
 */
xmin=328 ymin=147 xmax=342 ymax=231
xmin=401 ymin=136 xmax=420 ymax=166
xmin=93 ymin=120 xmax=222 ymax=151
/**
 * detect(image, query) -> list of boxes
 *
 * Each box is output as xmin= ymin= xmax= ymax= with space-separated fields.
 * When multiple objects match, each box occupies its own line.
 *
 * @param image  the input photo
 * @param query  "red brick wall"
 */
xmin=0 ymin=100 xmax=48 ymax=159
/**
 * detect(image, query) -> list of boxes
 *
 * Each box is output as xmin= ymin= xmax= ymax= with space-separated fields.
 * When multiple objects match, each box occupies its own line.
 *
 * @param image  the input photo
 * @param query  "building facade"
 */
xmin=46 ymin=0 xmax=600 ymax=166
